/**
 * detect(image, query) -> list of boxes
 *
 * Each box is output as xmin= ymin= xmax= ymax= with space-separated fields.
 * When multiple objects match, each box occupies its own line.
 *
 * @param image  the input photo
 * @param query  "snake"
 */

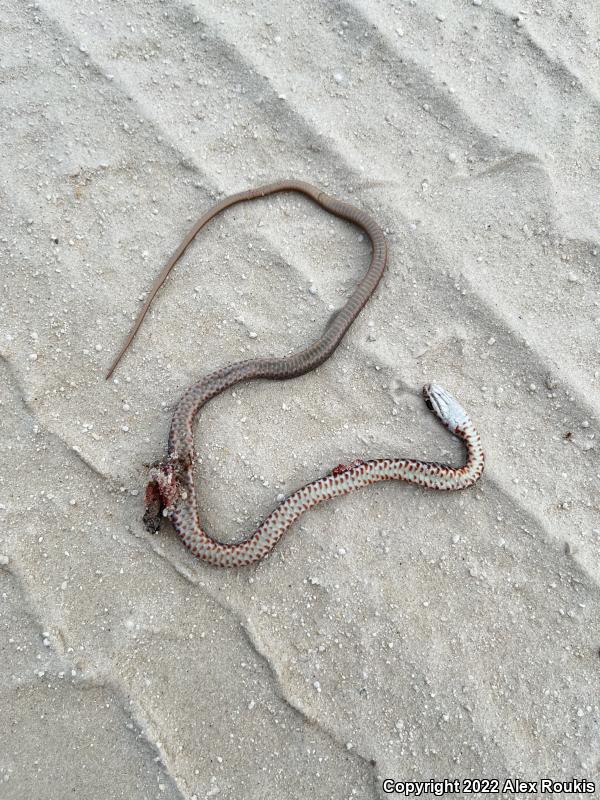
xmin=107 ymin=180 xmax=484 ymax=568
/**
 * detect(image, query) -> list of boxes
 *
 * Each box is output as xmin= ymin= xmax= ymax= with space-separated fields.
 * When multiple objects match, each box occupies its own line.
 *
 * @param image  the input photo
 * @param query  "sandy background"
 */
xmin=1 ymin=1 xmax=599 ymax=798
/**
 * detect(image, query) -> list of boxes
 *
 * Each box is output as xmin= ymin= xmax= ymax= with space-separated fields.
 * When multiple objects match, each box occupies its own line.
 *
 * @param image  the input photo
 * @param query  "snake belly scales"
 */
xmin=107 ymin=180 xmax=484 ymax=568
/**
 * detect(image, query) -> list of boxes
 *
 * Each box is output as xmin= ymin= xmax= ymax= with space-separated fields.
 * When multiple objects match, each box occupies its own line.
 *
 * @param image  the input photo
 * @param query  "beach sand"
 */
xmin=1 ymin=1 xmax=599 ymax=797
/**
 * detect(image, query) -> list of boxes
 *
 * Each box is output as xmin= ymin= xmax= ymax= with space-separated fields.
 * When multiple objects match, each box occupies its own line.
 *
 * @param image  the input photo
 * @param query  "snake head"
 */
xmin=423 ymin=383 xmax=470 ymax=434
xmin=143 ymin=459 xmax=181 ymax=533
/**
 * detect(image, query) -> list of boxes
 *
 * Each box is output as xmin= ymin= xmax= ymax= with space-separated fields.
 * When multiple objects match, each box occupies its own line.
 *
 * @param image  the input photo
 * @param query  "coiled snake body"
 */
xmin=107 ymin=180 xmax=484 ymax=567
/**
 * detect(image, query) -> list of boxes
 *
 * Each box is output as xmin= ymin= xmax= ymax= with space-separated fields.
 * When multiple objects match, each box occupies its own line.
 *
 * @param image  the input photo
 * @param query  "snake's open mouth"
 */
xmin=422 ymin=384 xmax=435 ymax=412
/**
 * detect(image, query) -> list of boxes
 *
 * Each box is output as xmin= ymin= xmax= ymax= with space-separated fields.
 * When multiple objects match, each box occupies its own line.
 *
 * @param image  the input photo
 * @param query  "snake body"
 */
xmin=107 ymin=180 xmax=484 ymax=568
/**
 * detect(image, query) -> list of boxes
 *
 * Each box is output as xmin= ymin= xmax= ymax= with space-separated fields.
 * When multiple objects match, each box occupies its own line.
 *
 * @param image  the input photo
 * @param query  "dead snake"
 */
xmin=107 ymin=180 xmax=484 ymax=567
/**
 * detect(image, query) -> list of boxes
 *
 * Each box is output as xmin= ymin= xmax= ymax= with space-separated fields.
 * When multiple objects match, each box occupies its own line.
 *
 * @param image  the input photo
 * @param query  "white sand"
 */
xmin=1 ymin=1 xmax=599 ymax=797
